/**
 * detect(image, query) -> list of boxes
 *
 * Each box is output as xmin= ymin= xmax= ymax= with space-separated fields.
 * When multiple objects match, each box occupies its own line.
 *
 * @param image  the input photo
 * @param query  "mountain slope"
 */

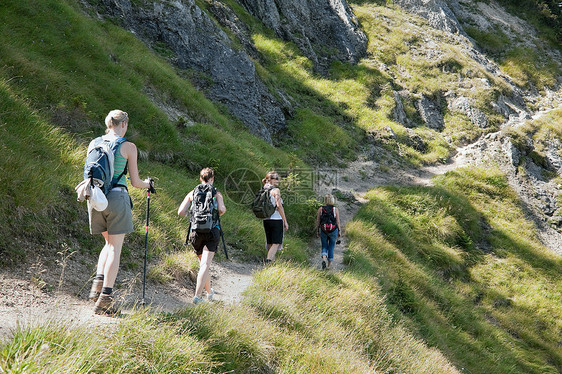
xmin=0 ymin=0 xmax=561 ymax=373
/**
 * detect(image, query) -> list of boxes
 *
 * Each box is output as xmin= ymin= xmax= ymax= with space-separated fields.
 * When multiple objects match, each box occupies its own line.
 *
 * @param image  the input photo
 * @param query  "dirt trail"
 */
xmin=0 ymin=158 xmax=460 ymax=344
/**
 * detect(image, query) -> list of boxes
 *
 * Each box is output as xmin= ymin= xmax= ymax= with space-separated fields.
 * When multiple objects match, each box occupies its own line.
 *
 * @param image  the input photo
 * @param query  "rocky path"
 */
xmin=0 ymin=141 xmax=549 ymax=343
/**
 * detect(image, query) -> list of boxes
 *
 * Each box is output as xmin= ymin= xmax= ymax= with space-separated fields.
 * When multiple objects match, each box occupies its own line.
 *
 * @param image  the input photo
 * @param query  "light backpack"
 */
xmin=251 ymin=186 xmax=276 ymax=219
xmin=190 ymin=184 xmax=218 ymax=233
xmin=83 ymin=136 xmax=128 ymax=195
xmin=320 ymin=205 xmax=337 ymax=233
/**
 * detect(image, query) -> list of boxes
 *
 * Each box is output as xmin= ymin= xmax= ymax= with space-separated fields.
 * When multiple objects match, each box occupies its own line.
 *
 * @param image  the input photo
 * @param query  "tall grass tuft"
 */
xmin=0 ymin=312 xmax=214 ymax=373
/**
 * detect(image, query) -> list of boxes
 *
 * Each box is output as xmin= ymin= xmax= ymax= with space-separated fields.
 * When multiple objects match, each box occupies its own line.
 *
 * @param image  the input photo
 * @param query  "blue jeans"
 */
xmin=320 ymin=228 xmax=338 ymax=261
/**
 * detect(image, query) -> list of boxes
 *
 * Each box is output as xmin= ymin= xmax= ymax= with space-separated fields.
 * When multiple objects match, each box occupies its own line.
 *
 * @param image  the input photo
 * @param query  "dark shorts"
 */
xmin=190 ymin=227 xmax=220 ymax=256
xmin=88 ymin=189 xmax=133 ymax=235
xmin=263 ymin=219 xmax=283 ymax=244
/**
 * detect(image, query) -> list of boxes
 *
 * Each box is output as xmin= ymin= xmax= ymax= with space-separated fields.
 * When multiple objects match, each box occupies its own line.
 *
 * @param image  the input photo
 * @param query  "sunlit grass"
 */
xmin=347 ymin=167 xmax=562 ymax=374
xmin=0 ymin=312 xmax=213 ymax=373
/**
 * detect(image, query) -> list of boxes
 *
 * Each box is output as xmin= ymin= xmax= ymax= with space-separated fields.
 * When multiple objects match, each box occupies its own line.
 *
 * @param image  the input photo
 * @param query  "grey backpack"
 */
xmin=190 ymin=184 xmax=217 ymax=233
xmin=251 ymin=186 xmax=276 ymax=219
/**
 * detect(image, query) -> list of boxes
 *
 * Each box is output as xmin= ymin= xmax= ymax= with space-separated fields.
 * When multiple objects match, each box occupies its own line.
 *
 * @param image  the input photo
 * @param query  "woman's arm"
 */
xmin=216 ymin=191 xmax=226 ymax=216
xmin=272 ymin=188 xmax=289 ymax=231
xmin=178 ymin=192 xmax=193 ymax=217
xmin=121 ymin=142 xmax=151 ymax=189
xmin=335 ymin=207 xmax=342 ymax=236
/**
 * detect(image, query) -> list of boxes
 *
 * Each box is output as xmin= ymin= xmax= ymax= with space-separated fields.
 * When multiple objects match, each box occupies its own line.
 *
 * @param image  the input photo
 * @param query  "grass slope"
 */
xmin=0 ymin=0 xmax=561 ymax=373
xmin=346 ymin=167 xmax=562 ymax=373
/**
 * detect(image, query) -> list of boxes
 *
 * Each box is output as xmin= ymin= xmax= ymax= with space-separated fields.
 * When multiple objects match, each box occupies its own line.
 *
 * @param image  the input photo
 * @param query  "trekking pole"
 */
xmin=142 ymin=178 xmax=156 ymax=306
xmin=217 ymin=215 xmax=229 ymax=260
xmin=185 ymin=221 xmax=192 ymax=246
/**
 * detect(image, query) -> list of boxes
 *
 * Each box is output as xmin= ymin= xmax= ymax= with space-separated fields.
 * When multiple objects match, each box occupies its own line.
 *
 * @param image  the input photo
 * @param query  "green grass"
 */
xmin=1 ymin=264 xmax=458 ymax=373
xmin=0 ymin=0 xmax=314 ymax=266
xmin=346 ymin=167 xmax=562 ymax=374
xmin=1 ymin=0 xmax=561 ymax=372
xmin=0 ymin=312 xmax=212 ymax=373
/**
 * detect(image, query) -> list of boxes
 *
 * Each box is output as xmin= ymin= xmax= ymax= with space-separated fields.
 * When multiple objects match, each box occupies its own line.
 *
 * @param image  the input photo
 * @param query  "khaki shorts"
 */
xmin=88 ymin=189 xmax=134 ymax=235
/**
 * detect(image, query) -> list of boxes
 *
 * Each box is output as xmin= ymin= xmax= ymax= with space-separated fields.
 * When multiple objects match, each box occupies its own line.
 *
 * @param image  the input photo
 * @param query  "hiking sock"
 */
xmin=95 ymin=274 xmax=104 ymax=281
xmin=102 ymin=287 xmax=113 ymax=295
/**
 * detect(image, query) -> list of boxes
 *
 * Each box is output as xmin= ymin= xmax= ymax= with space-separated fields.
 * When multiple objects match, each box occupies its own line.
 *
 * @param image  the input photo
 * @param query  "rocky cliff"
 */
xmin=82 ymin=0 xmax=367 ymax=142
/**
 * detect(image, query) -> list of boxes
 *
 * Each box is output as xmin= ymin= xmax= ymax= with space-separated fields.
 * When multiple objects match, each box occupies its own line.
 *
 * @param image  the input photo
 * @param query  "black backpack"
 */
xmin=252 ymin=186 xmax=276 ymax=219
xmin=83 ymin=136 xmax=128 ymax=195
xmin=320 ymin=205 xmax=337 ymax=233
xmin=190 ymin=184 xmax=218 ymax=233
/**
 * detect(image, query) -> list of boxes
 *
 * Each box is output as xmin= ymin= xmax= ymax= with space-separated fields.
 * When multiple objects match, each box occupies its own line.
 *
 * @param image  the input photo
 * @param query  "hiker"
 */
xmin=316 ymin=194 xmax=341 ymax=269
xmin=178 ymin=167 xmax=226 ymax=304
xmin=87 ymin=110 xmax=155 ymax=315
xmin=261 ymin=171 xmax=288 ymax=262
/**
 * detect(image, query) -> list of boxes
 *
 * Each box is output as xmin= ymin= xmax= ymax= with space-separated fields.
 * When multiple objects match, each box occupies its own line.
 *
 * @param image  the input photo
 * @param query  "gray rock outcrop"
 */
xmin=393 ymin=91 xmax=412 ymax=127
xmin=416 ymin=95 xmax=445 ymax=130
xmin=447 ymin=95 xmax=488 ymax=128
xmin=237 ymin=0 xmax=367 ymax=73
xmin=393 ymin=0 xmax=465 ymax=35
xmin=83 ymin=0 xmax=286 ymax=143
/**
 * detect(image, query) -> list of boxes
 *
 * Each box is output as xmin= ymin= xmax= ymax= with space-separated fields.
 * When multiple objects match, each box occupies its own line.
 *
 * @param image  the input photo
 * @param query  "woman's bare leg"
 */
xmin=195 ymin=250 xmax=215 ymax=298
xmin=100 ymin=233 xmax=125 ymax=288
xmin=267 ymin=243 xmax=281 ymax=261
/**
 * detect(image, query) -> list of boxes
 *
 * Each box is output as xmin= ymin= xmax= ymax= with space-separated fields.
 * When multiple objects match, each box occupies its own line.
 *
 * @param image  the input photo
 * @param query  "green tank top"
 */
xmin=113 ymin=143 xmax=127 ymax=187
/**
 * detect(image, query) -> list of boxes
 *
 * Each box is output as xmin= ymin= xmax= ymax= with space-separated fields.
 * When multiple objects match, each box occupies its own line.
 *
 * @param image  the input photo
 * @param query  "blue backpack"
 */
xmin=83 ymin=136 xmax=128 ymax=195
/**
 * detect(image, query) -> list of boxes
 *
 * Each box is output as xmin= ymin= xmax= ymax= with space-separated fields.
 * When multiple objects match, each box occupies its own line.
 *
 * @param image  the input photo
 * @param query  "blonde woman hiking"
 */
xmin=261 ymin=171 xmax=288 ymax=262
xmin=87 ymin=110 xmax=155 ymax=315
xmin=178 ymin=167 xmax=226 ymax=304
xmin=316 ymin=194 xmax=341 ymax=269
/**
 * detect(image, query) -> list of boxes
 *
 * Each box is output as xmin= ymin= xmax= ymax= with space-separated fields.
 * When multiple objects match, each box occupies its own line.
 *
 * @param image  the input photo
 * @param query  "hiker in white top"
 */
xmin=262 ymin=171 xmax=288 ymax=262
xmin=87 ymin=109 xmax=155 ymax=315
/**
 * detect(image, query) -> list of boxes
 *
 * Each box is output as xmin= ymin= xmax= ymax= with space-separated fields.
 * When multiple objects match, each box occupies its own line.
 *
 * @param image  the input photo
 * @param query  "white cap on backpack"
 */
xmin=90 ymin=185 xmax=108 ymax=211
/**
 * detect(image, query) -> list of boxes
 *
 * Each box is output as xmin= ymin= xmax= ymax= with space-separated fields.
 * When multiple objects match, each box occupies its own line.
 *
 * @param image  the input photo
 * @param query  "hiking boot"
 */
xmin=322 ymin=260 xmax=327 ymax=270
xmin=94 ymin=294 xmax=119 ymax=316
xmin=88 ymin=279 xmax=103 ymax=302
xmin=193 ymin=296 xmax=205 ymax=304
xmin=206 ymin=288 xmax=215 ymax=301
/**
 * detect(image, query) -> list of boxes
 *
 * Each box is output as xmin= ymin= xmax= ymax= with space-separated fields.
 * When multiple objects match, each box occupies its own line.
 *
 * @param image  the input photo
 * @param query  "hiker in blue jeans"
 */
xmin=316 ymin=194 xmax=341 ymax=269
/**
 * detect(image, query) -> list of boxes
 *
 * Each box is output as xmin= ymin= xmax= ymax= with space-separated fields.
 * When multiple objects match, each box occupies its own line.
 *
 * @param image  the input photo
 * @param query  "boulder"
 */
xmin=416 ymin=95 xmax=445 ymax=130
xmin=447 ymin=95 xmax=488 ymax=128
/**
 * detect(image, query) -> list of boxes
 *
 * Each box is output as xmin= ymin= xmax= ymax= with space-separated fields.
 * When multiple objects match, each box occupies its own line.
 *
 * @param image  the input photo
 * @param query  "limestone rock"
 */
xmin=393 ymin=0 xmax=465 ymax=35
xmin=447 ymin=95 xmax=488 ymax=128
xmin=416 ymin=95 xmax=444 ymax=130
xmin=237 ymin=0 xmax=367 ymax=73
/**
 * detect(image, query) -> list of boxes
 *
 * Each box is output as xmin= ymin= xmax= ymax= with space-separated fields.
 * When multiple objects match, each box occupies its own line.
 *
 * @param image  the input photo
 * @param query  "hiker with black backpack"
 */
xmin=178 ymin=167 xmax=226 ymax=304
xmin=315 ymin=194 xmax=341 ymax=269
xmin=259 ymin=171 xmax=288 ymax=263
xmin=84 ymin=110 xmax=156 ymax=315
